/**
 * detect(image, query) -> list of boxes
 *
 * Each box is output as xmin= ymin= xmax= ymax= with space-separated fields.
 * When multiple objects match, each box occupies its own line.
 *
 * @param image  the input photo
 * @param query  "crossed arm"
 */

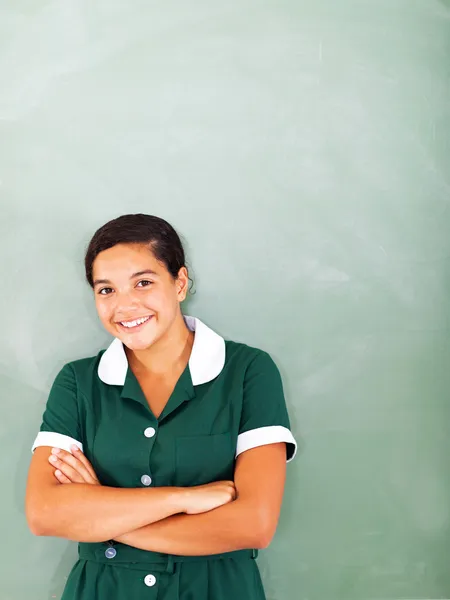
xmin=25 ymin=443 xmax=287 ymax=555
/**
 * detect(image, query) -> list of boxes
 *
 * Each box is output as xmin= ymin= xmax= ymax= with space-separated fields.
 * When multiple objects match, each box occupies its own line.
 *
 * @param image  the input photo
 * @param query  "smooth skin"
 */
xmin=47 ymin=441 xmax=287 ymax=555
xmin=25 ymin=242 xmax=287 ymax=553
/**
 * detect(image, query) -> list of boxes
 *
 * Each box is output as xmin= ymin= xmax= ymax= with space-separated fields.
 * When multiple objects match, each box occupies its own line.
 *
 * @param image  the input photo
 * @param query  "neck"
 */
xmin=125 ymin=313 xmax=194 ymax=376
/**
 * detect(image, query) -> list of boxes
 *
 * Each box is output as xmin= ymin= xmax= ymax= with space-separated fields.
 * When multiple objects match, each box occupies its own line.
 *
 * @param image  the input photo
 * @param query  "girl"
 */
xmin=26 ymin=213 xmax=297 ymax=600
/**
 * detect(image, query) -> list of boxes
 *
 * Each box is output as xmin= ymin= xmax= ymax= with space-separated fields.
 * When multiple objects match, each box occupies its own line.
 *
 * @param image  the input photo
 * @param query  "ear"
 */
xmin=176 ymin=266 xmax=190 ymax=301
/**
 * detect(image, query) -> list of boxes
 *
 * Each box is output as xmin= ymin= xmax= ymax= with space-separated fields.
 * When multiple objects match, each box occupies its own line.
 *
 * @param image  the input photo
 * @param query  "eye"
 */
xmin=98 ymin=287 xmax=113 ymax=295
xmin=137 ymin=280 xmax=153 ymax=288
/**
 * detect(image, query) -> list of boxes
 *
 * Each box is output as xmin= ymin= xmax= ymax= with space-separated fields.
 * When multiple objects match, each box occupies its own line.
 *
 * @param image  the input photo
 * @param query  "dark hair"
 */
xmin=84 ymin=214 xmax=193 ymax=292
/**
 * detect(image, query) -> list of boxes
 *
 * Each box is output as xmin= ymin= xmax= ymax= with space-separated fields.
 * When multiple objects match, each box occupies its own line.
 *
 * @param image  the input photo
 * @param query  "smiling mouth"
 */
xmin=117 ymin=315 xmax=153 ymax=330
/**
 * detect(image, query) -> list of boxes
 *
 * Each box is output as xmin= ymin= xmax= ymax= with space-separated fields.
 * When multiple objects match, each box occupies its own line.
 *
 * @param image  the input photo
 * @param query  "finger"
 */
xmin=70 ymin=446 xmax=100 ymax=482
xmin=48 ymin=454 xmax=85 ymax=483
xmin=68 ymin=446 xmax=99 ymax=483
xmin=50 ymin=448 xmax=100 ymax=485
xmin=50 ymin=448 xmax=96 ymax=484
xmin=54 ymin=469 xmax=72 ymax=484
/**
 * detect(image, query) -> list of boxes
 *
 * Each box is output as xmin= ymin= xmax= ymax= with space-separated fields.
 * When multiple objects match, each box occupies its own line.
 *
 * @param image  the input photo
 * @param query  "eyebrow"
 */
xmin=93 ymin=270 xmax=159 ymax=286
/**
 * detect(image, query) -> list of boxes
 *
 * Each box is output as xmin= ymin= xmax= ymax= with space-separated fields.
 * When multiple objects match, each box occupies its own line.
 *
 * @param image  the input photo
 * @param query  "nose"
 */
xmin=113 ymin=290 xmax=141 ymax=317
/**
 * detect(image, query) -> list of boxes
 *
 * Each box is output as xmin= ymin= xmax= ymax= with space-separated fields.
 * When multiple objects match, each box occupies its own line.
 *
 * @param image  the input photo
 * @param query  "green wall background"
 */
xmin=1 ymin=1 xmax=450 ymax=598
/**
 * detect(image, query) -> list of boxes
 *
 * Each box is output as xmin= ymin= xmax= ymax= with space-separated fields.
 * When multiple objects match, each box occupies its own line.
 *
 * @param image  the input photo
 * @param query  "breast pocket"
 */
xmin=175 ymin=431 xmax=235 ymax=486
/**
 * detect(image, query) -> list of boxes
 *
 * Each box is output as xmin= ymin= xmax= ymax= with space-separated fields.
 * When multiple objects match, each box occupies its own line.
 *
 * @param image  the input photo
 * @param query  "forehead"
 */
xmin=92 ymin=243 xmax=163 ymax=276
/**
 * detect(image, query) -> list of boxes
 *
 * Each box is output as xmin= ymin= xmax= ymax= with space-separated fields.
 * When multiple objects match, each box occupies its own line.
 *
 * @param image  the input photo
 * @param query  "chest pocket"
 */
xmin=174 ymin=431 xmax=235 ymax=486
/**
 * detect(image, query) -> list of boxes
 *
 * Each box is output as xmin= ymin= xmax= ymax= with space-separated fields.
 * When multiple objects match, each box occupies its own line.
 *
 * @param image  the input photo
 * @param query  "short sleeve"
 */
xmin=31 ymin=363 xmax=83 ymax=454
xmin=236 ymin=351 xmax=297 ymax=462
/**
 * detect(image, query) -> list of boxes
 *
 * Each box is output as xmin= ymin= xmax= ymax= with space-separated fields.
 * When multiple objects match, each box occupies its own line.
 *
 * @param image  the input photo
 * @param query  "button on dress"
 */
xmin=31 ymin=315 xmax=297 ymax=600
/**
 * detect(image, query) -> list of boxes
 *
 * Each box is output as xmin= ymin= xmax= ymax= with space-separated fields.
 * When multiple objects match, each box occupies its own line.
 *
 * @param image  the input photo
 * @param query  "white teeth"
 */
xmin=120 ymin=316 xmax=151 ymax=328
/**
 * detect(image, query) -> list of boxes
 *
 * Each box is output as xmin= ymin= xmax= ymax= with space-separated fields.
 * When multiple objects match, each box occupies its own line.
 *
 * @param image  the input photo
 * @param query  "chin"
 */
xmin=119 ymin=332 xmax=159 ymax=351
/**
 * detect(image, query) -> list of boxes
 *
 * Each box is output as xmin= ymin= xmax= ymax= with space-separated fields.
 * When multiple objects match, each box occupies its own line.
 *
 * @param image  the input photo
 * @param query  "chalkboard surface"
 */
xmin=2 ymin=1 xmax=450 ymax=598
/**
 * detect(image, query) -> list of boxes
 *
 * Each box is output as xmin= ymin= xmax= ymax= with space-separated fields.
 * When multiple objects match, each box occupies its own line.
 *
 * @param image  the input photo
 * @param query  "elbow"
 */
xmin=26 ymin=486 xmax=52 ymax=536
xmin=251 ymin=511 xmax=277 ymax=550
xmin=28 ymin=521 xmax=48 ymax=537
xmin=26 ymin=506 xmax=51 ymax=537
xmin=237 ymin=499 xmax=279 ymax=549
xmin=26 ymin=497 xmax=105 ymax=543
xmin=254 ymin=527 xmax=274 ymax=550
xmin=26 ymin=507 xmax=91 ymax=541
xmin=25 ymin=493 xmax=61 ymax=538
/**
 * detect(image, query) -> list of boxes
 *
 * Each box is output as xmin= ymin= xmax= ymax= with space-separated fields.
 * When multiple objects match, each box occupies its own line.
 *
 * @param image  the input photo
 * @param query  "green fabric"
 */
xmin=62 ymin=554 xmax=265 ymax=600
xmin=38 ymin=338 xmax=295 ymax=599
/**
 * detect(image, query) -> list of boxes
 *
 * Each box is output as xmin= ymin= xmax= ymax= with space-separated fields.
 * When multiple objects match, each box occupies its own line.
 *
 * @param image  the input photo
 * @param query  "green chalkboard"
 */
xmin=2 ymin=1 xmax=450 ymax=598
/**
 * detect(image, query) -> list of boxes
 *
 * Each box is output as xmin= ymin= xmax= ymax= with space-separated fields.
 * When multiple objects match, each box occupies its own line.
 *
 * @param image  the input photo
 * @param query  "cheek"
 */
xmin=95 ymin=300 xmax=113 ymax=323
xmin=142 ymin=289 xmax=171 ymax=310
xmin=150 ymin=292 xmax=179 ymax=315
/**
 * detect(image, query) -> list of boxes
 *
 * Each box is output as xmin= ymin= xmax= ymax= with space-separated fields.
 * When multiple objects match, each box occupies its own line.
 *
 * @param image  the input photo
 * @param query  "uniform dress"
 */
xmin=31 ymin=315 xmax=297 ymax=600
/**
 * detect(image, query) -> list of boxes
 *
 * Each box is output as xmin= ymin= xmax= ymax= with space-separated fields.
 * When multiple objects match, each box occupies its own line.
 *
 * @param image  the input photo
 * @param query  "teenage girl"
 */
xmin=26 ymin=213 xmax=297 ymax=600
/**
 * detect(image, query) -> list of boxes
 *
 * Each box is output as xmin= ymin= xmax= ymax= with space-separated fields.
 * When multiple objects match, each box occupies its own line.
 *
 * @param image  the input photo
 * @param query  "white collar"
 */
xmin=97 ymin=315 xmax=226 ymax=386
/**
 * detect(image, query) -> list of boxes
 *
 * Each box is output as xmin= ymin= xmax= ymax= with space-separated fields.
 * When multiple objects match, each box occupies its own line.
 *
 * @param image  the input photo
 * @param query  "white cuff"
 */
xmin=31 ymin=432 xmax=83 ymax=454
xmin=236 ymin=425 xmax=297 ymax=462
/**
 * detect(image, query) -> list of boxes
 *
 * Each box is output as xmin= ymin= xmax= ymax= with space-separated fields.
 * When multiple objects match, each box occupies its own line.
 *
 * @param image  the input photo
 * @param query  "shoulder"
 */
xmin=224 ymin=339 xmax=280 ymax=376
xmin=59 ymin=347 xmax=106 ymax=384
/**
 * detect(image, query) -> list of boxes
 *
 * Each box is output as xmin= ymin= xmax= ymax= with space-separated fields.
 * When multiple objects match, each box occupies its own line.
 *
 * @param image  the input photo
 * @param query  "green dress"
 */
xmin=32 ymin=315 xmax=297 ymax=600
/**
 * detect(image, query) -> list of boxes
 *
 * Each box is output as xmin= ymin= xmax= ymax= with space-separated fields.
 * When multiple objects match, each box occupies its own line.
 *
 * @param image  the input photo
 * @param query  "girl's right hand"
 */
xmin=182 ymin=480 xmax=236 ymax=514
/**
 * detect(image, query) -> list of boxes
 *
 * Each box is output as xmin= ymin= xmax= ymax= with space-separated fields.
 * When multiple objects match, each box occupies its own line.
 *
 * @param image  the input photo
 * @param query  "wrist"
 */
xmin=170 ymin=487 xmax=189 ymax=514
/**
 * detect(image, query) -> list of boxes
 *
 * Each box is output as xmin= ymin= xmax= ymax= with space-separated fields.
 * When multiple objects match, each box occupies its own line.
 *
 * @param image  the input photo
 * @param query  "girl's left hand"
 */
xmin=48 ymin=445 xmax=101 ymax=485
